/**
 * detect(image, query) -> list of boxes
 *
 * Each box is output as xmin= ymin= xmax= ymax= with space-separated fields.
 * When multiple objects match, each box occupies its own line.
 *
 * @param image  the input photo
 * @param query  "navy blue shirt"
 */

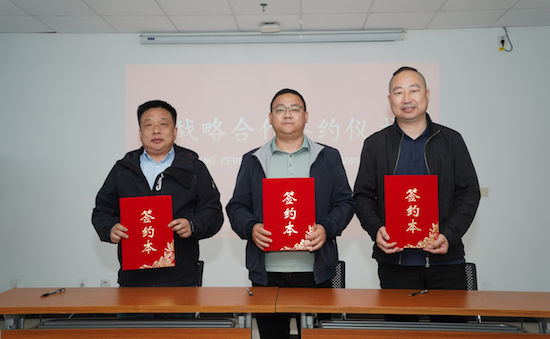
xmin=395 ymin=125 xmax=429 ymax=176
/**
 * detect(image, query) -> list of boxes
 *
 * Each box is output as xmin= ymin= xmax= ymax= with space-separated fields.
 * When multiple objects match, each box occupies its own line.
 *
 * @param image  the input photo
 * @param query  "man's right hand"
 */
xmin=252 ymin=223 xmax=272 ymax=251
xmin=376 ymin=226 xmax=402 ymax=254
xmin=110 ymin=223 xmax=129 ymax=244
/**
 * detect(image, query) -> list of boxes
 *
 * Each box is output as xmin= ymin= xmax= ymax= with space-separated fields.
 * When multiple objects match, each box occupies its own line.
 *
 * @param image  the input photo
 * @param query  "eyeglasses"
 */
xmin=271 ymin=104 xmax=304 ymax=116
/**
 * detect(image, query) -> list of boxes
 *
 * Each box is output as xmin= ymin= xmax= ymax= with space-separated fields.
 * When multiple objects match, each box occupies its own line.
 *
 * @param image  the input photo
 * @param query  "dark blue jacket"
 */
xmin=226 ymin=137 xmax=355 ymax=285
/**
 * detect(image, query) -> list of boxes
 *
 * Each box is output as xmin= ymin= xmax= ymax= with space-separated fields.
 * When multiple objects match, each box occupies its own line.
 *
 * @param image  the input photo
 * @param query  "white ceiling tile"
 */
xmin=0 ymin=0 xmax=28 ymax=15
xmin=371 ymin=0 xmax=445 ymax=13
xmin=428 ymin=10 xmax=505 ymax=29
xmin=158 ymin=0 xmax=232 ymax=15
xmin=230 ymin=0 xmax=299 ymax=15
xmin=236 ymin=15 xmax=301 ymax=31
xmin=0 ymin=15 xmax=53 ymax=32
xmin=38 ymin=16 xmax=115 ymax=33
xmin=84 ymin=0 xmax=164 ymax=16
xmin=104 ymin=16 xmax=176 ymax=33
xmin=302 ymin=0 xmax=373 ymax=14
xmin=513 ymin=0 xmax=550 ymax=9
xmin=365 ymin=12 xmax=434 ymax=29
xmin=492 ymin=8 xmax=550 ymax=27
xmin=10 ymin=0 xmax=96 ymax=15
xmin=301 ymin=14 xmax=367 ymax=30
xmin=171 ymin=16 xmax=238 ymax=32
xmin=442 ymin=0 xmax=517 ymax=11
xmin=0 ymin=0 xmax=545 ymax=33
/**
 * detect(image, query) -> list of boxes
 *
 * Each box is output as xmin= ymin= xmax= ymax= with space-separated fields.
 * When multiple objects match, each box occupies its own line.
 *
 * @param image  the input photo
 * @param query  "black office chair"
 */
xmin=465 ymin=262 xmax=478 ymax=291
xmin=464 ymin=262 xmax=482 ymax=323
xmin=331 ymin=261 xmax=346 ymax=289
xmin=197 ymin=260 xmax=204 ymax=287
xmin=328 ymin=261 xmax=347 ymax=323
xmin=290 ymin=261 xmax=347 ymax=338
xmin=194 ymin=260 xmax=205 ymax=319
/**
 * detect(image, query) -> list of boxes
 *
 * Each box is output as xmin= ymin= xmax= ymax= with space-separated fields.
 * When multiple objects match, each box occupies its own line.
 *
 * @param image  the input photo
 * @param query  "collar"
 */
xmin=142 ymin=146 xmax=175 ymax=162
xmin=396 ymin=121 xmax=430 ymax=140
xmin=392 ymin=113 xmax=435 ymax=137
xmin=270 ymin=136 xmax=310 ymax=155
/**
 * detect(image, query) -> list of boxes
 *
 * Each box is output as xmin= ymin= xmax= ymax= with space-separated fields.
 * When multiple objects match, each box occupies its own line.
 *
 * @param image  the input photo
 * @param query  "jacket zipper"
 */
xmin=154 ymin=173 xmax=164 ymax=192
xmin=394 ymin=133 xmax=404 ymax=265
xmin=423 ymin=129 xmax=440 ymax=175
xmin=392 ymin=133 xmax=405 ymax=175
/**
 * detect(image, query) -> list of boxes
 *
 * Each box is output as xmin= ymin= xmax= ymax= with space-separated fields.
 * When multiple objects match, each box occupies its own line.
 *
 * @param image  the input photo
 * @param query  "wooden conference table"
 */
xmin=0 ymin=286 xmax=278 ymax=338
xmin=276 ymin=288 xmax=550 ymax=338
xmin=1 ymin=287 xmax=550 ymax=338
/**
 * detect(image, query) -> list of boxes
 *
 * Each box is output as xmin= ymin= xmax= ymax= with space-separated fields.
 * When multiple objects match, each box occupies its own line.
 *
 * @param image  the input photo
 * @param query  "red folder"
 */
xmin=384 ymin=175 xmax=439 ymax=248
xmin=262 ymin=178 xmax=316 ymax=251
xmin=119 ymin=195 xmax=175 ymax=270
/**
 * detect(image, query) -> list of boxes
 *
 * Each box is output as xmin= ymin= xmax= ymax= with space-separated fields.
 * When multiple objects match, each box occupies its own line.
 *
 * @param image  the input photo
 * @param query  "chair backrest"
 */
xmin=465 ymin=262 xmax=478 ymax=291
xmin=197 ymin=260 xmax=204 ymax=287
xmin=331 ymin=261 xmax=346 ymax=288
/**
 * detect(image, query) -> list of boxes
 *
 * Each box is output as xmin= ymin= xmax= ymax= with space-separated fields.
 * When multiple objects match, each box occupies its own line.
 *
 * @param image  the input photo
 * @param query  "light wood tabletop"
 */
xmin=276 ymin=288 xmax=550 ymax=318
xmin=0 ymin=287 xmax=278 ymax=315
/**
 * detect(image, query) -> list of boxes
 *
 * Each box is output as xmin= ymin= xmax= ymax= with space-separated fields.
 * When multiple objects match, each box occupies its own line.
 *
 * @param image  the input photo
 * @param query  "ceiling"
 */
xmin=0 ymin=0 xmax=549 ymax=34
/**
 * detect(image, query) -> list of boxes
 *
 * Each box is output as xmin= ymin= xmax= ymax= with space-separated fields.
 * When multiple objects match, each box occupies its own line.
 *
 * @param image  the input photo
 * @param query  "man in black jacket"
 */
xmin=354 ymin=67 xmax=480 ymax=295
xmin=92 ymin=100 xmax=223 ymax=292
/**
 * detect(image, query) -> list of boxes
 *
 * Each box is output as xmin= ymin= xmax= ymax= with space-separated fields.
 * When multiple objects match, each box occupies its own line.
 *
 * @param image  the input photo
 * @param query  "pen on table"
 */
xmin=409 ymin=289 xmax=428 ymax=297
xmin=246 ymin=288 xmax=253 ymax=296
xmin=41 ymin=288 xmax=66 ymax=297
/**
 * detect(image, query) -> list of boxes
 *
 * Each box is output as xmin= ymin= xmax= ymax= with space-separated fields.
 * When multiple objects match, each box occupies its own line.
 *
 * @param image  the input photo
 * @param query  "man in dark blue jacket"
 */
xmin=92 ymin=100 xmax=223 ymax=291
xmin=354 ymin=67 xmax=480 ymax=303
xmin=227 ymin=89 xmax=355 ymax=339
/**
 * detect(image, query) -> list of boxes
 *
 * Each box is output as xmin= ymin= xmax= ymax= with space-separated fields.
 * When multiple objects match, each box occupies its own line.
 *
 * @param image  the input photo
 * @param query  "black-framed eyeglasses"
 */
xmin=271 ymin=104 xmax=304 ymax=116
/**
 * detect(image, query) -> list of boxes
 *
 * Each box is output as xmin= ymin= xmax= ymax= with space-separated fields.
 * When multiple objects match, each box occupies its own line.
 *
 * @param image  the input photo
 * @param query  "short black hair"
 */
xmin=137 ymin=100 xmax=177 ymax=126
xmin=389 ymin=66 xmax=427 ymax=93
xmin=270 ymin=88 xmax=307 ymax=112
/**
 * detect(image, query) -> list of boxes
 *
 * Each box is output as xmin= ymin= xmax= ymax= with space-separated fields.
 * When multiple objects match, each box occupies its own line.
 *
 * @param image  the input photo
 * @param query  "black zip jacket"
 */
xmin=353 ymin=114 xmax=480 ymax=264
xmin=92 ymin=145 xmax=223 ymax=286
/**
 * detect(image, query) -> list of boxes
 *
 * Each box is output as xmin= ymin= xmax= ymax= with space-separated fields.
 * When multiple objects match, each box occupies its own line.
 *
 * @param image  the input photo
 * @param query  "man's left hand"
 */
xmin=424 ymin=234 xmax=449 ymax=254
xmin=168 ymin=218 xmax=192 ymax=238
xmin=306 ymin=224 xmax=326 ymax=252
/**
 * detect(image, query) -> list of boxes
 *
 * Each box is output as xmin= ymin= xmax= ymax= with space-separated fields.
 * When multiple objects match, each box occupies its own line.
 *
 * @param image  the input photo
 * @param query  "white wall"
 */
xmin=1 ymin=26 xmax=549 ymax=293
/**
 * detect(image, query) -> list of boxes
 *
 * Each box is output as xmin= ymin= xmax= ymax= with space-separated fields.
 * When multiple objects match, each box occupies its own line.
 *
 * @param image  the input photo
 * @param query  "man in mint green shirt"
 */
xmin=227 ymin=89 xmax=355 ymax=339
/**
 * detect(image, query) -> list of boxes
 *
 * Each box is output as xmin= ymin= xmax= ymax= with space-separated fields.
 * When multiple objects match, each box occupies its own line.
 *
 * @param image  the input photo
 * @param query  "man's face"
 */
xmin=139 ymin=107 xmax=177 ymax=159
xmin=269 ymin=93 xmax=308 ymax=138
xmin=388 ymin=70 xmax=430 ymax=124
